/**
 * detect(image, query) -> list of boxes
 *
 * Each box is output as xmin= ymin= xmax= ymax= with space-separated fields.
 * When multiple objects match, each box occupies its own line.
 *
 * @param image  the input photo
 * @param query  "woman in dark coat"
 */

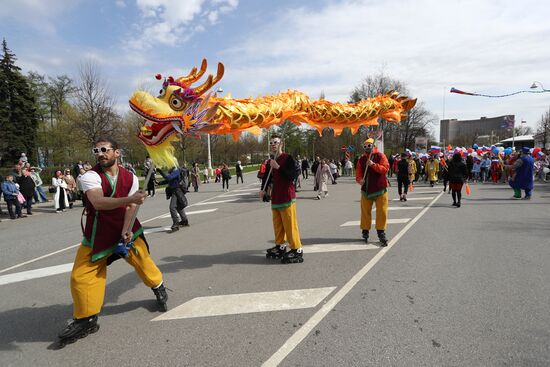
xmin=17 ymin=170 xmax=36 ymax=215
xmin=447 ymin=152 xmax=468 ymax=207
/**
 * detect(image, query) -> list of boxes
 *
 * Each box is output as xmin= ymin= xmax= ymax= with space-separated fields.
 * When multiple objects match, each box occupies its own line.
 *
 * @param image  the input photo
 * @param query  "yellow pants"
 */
xmin=70 ymin=237 xmax=163 ymax=319
xmin=272 ymin=203 xmax=302 ymax=250
xmin=360 ymin=192 xmax=388 ymax=231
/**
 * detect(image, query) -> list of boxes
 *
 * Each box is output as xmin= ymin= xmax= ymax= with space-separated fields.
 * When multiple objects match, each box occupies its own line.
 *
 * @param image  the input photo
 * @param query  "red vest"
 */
xmin=271 ymin=153 xmax=296 ymax=209
xmin=358 ymin=153 xmax=388 ymax=198
xmin=82 ymin=164 xmax=142 ymax=262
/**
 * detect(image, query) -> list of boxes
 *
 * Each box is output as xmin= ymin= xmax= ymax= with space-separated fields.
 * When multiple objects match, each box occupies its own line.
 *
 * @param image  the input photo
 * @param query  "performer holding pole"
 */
xmin=260 ymin=134 xmax=304 ymax=263
xmin=57 ymin=136 xmax=167 ymax=348
xmin=356 ymin=138 xmax=390 ymax=246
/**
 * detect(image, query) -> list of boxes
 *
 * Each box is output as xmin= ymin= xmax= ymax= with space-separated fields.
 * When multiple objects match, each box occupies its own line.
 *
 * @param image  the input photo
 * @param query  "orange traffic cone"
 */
xmin=465 ymin=183 xmax=471 ymax=196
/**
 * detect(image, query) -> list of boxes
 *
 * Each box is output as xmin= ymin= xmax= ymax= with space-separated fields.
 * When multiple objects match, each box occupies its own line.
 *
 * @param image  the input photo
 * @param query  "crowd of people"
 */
xmin=0 ymin=155 xmax=98 ymax=220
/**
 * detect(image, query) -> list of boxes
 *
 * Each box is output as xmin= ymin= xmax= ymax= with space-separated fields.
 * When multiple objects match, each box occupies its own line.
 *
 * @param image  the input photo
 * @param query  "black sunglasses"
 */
xmin=92 ymin=147 xmax=114 ymax=154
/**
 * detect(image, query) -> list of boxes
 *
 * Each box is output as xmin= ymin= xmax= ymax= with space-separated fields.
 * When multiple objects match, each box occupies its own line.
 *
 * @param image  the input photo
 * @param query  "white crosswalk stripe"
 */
xmin=340 ymin=218 xmax=411 ymax=227
xmin=152 ymin=287 xmax=336 ymax=321
xmin=392 ymin=196 xmax=434 ymax=201
xmin=219 ymin=192 xmax=252 ymax=197
xmin=193 ymin=199 xmax=238 ymax=206
xmin=159 ymin=208 xmax=218 ymax=219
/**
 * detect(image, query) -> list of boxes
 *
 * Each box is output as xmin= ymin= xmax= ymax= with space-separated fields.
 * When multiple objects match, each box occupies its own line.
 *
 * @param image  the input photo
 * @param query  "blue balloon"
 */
xmin=492 ymin=147 xmax=499 ymax=155
xmin=504 ymin=148 xmax=513 ymax=155
xmin=473 ymin=144 xmax=479 ymax=149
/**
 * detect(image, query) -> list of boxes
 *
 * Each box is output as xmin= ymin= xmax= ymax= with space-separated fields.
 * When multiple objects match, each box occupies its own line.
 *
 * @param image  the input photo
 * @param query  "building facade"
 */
xmin=440 ymin=115 xmax=514 ymax=145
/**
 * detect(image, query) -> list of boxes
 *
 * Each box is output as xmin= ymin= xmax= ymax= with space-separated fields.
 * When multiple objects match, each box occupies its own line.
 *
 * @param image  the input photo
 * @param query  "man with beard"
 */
xmin=261 ymin=134 xmax=304 ymax=264
xmin=57 ymin=137 xmax=167 ymax=347
xmin=356 ymin=138 xmax=390 ymax=246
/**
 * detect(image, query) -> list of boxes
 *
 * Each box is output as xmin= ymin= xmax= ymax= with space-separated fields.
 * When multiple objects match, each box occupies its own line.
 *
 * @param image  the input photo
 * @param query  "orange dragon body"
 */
xmin=129 ymin=59 xmax=416 ymax=167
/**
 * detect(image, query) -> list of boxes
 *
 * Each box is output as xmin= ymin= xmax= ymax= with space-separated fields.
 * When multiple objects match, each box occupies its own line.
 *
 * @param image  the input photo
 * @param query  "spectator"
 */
xmin=64 ymin=168 xmax=77 ymax=209
xmin=17 ymin=168 xmax=36 ymax=215
xmin=76 ymin=168 xmax=86 ymax=202
xmin=203 ymin=166 xmax=210 ymax=184
xmin=191 ymin=162 xmax=200 ymax=192
xmin=221 ymin=163 xmax=231 ymax=191
xmin=19 ymin=152 xmax=28 ymax=164
xmin=1 ymin=174 xmax=24 ymax=219
xmin=30 ymin=167 xmax=48 ymax=203
xmin=315 ymin=159 xmax=331 ymax=199
xmin=235 ymin=161 xmax=244 ymax=184
xmin=301 ymin=157 xmax=310 ymax=179
xmin=52 ymin=170 xmax=69 ymax=213
xmin=214 ymin=166 xmax=221 ymax=183
xmin=12 ymin=163 xmax=23 ymax=181
xmin=328 ymin=160 xmax=338 ymax=184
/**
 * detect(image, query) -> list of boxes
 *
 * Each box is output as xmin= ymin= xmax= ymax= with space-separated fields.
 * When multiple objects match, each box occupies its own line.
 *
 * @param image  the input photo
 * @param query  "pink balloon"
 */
xmin=467 ymin=148 xmax=473 ymax=153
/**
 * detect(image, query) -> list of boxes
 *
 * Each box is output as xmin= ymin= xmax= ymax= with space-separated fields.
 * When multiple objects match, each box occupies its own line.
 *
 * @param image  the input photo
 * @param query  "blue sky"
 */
xmin=1 ymin=0 xmax=550 ymax=140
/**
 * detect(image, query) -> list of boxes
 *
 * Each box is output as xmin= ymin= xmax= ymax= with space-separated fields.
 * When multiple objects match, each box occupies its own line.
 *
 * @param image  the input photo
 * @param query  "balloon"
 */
xmin=492 ymin=147 xmax=499 ymax=155
xmin=477 ymin=149 xmax=483 ymax=155
xmin=467 ymin=148 xmax=473 ymax=153
xmin=498 ymin=146 xmax=504 ymax=152
xmin=504 ymin=147 xmax=513 ymax=155
xmin=473 ymin=144 xmax=479 ymax=149
xmin=533 ymin=147 xmax=541 ymax=156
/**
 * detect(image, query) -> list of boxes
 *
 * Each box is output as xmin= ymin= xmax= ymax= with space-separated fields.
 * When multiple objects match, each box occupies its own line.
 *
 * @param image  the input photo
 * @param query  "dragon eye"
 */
xmin=169 ymin=95 xmax=186 ymax=111
xmin=158 ymin=88 xmax=166 ymax=98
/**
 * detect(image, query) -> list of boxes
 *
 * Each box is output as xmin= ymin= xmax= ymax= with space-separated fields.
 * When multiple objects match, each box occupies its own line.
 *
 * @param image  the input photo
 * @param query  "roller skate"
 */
xmin=266 ymin=245 xmax=286 ymax=259
xmin=57 ymin=315 xmax=99 ymax=348
xmin=362 ymin=230 xmax=369 ymax=243
xmin=281 ymin=248 xmax=304 ymax=264
xmin=377 ymin=230 xmax=388 ymax=247
xmin=152 ymin=283 xmax=168 ymax=312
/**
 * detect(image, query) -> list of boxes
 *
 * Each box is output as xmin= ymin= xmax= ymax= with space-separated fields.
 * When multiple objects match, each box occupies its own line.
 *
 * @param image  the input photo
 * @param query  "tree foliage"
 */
xmin=0 ymin=39 xmax=39 ymax=166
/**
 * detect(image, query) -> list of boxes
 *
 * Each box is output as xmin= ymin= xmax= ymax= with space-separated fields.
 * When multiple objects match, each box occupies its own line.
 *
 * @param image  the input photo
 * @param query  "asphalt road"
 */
xmin=0 ymin=171 xmax=549 ymax=366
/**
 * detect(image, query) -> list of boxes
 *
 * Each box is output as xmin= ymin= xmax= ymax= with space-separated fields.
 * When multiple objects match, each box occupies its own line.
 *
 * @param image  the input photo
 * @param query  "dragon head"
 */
xmin=129 ymin=59 xmax=224 ymax=167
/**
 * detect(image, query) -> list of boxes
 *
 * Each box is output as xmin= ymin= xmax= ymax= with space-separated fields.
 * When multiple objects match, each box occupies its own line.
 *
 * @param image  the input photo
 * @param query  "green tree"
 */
xmin=0 ymin=39 xmax=39 ymax=166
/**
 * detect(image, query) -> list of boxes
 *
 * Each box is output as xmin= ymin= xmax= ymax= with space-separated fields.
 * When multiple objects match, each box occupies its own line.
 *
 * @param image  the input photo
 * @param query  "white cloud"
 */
xmin=115 ymin=0 xmax=127 ymax=8
xmin=130 ymin=0 xmax=239 ymax=49
xmin=219 ymin=0 xmax=550 ymax=135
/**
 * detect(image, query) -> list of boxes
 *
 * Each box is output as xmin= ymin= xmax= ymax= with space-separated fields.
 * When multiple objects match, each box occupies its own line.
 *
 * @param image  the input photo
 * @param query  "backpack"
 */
xmin=179 ymin=167 xmax=189 ymax=193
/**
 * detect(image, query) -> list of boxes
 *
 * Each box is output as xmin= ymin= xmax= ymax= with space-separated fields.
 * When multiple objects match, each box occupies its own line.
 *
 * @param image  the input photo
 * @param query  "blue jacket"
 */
xmin=1 ymin=181 xmax=19 ymax=201
xmin=158 ymin=168 xmax=181 ymax=188
xmin=510 ymin=155 xmax=534 ymax=190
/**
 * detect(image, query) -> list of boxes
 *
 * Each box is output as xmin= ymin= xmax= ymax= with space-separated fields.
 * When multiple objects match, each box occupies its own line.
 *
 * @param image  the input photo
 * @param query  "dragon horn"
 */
xmin=176 ymin=59 xmax=208 ymax=85
xmin=193 ymin=63 xmax=225 ymax=96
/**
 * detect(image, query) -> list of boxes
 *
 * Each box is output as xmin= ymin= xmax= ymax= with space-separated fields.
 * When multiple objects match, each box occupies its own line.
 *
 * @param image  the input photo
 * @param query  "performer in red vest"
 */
xmin=261 ymin=134 xmax=303 ymax=263
xmin=355 ymin=138 xmax=390 ymax=246
xmin=57 ymin=137 xmax=167 ymax=347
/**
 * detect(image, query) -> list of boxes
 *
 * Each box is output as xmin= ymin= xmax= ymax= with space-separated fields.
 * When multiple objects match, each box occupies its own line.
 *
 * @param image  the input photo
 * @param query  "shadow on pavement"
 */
xmin=0 ymin=299 xmax=157 ymax=351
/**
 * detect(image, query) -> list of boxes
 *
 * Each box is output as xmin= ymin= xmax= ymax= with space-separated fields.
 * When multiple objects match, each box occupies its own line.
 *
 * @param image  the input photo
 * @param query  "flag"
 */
xmin=501 ymin=115 xmax=515 ymax=129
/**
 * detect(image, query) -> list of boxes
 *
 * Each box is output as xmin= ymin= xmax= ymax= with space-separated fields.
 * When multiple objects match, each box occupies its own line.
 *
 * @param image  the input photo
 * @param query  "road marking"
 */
xmin=392 ymin=196 xmax=434 ymax=201
xmin=0 ymin=243 xmax=80 ymax=275
xmin=262 ymin=191 xmax=444 ymax=366
xmin=152 ymin=287 xmax=336 ymax=321
xmin=407 ymin=190 xmax=441 ymax=194
xmin=144 ymin=226 xmax=171 ymax=234
xmin=374 ymin=206 xmax=423 ymax=211
xmin=0 ymin=263 xmax=73 ymax=286
xmin=340 ymin=218 xmax=411 ymax=227
xmin=159 ymin=208 xmax=218 ymax=219
xmin=304 ymin=243 xmax=379 ymax=253
xmin=233 ymin=188 xmax=260 ymax=192
xmin=193 ymin=199 xmax=238 ymax=206
xmin=219 ymin=192 xmax=252 ymax=197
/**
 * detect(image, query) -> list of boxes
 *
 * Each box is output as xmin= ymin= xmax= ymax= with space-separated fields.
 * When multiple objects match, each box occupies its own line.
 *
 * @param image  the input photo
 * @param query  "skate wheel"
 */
xmin=90 ymin=324 xmax=100 ymax=333
xmin=266 ymin=254 xmax=271 ymax=259
xmin=298 ymin=258 xmax=304 ymax=263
